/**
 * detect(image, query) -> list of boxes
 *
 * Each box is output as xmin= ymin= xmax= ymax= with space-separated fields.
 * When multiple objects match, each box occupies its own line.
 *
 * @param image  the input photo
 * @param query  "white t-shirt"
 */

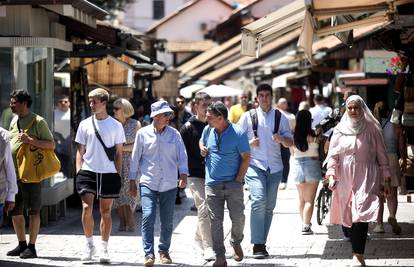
xmin=54 ymin=109 xmax=71 ymax=139
xmin=310 ymin=104 xmax=332 ymax=129
xmin=75 ymin=115 xmax=125 ymax=173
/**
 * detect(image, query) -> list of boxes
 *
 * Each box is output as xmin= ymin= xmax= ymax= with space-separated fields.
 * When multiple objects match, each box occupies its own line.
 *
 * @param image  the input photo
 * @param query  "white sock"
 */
xmin=86 ymin=236 xmax=94 ymax=246
xmin=101 ymin=240 xmax=108 ymax=251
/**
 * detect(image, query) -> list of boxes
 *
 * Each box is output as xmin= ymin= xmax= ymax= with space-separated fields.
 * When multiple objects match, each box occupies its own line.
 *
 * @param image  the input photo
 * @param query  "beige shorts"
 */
xmin=381 ymin=153 xmax=400 ymax=187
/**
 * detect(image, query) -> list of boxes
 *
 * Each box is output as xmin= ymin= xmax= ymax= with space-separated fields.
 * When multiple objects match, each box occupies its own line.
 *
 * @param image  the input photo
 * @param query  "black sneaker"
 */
xmin=7 ymin=245 xmax=27 ymax=256
xmin=253 ymin=244 xmax=268 ymax=259
xmin=19 ymin=248 xmax=37 ymax=259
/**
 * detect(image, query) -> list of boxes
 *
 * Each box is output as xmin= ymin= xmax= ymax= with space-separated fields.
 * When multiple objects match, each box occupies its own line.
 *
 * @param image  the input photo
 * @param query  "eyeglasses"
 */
xmin=162 ymin=112 xmax=173 ymax=117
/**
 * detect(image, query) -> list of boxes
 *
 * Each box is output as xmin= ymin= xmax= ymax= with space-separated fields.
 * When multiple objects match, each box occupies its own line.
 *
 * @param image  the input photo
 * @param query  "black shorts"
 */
xmin=9 ymin=181 xmax=42 ymax=216
xmin=76 ymin=170 xmax=121 ymax=199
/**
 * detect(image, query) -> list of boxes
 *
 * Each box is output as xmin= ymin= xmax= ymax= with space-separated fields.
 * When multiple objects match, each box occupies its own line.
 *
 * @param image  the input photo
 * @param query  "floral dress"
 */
xmin=113 ymin=118 xmax=140 ymax=210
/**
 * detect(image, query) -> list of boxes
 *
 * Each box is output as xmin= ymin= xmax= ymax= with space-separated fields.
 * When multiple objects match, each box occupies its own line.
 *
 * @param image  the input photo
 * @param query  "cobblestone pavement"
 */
xmin=1 ymin=183 xmax=413 ymax=267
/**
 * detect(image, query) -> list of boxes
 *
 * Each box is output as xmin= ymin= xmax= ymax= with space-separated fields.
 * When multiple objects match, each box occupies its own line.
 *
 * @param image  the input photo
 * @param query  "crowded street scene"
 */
xmin=1 ymin=0 xmax=414 ymax=267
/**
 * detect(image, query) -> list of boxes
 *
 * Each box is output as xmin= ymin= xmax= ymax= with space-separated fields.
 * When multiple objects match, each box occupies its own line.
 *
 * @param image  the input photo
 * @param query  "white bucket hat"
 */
xmin=150 ymin=100 xmax=173 ymax=118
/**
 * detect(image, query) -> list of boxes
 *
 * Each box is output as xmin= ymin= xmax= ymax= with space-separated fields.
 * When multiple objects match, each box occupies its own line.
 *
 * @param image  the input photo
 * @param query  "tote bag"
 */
xmin=16 ymin=117 xmax=61 ymax=183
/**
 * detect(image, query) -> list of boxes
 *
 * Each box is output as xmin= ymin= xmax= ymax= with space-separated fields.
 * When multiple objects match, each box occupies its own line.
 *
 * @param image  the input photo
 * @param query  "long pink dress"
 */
xmin=326 ymin=122 xmax=391 ymax=227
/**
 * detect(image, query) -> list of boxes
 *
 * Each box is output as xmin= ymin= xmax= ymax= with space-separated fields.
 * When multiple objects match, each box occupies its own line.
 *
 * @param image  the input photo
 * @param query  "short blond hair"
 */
xmin=88 ymin=88 xmax=109 ymax=103
xmin=113 ymin=98 xmax=135 ymax=118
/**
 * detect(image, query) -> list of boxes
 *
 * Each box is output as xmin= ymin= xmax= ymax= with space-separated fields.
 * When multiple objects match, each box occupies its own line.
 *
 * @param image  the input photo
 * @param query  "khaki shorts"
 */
xmin=380 ymin=153 xmax=400 ymax=187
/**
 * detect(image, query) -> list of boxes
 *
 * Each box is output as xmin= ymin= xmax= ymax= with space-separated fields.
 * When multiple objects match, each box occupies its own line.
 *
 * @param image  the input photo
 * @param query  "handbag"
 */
xmin=92 ymin=116 xmax=116 ymax=161
xmin=16 ymin=117 xmax=61 ymax=183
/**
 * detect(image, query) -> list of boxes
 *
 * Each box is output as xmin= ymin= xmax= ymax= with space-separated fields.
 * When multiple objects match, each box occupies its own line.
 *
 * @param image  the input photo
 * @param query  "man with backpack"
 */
xmin=238 ymin=83 xmax=293 ymax=258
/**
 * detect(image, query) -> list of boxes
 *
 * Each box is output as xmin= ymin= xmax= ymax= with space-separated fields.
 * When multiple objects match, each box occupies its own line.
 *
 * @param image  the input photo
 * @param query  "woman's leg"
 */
xmin=386 ymin=187 xmax=398 ymax=218
xmin=351 ymin=222 xmax=368 ymax=258
xmin=116 ymin=206 xmax=126 ymax=231
xmin=295 ymin=184 xmax=305 ymax=222
xmin=125 ymin=205 xmax=135 ymax=229
xmin=301 ymin=182 xmax=319 ymax=225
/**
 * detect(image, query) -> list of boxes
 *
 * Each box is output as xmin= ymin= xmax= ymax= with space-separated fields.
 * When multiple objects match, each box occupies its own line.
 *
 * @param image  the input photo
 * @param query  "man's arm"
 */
xmin=129 ymin=132 xmax=142 ymax=198
xmin=235 ymin=152 xmax=250 ymax=183
xmin=76 ymin=144 xmax=85 ymax=173
xmin=114 ymin=143 xmax=123 ymax=175
xmin=4 ymin=139 xmax=17 ymax=213
xmin=20 ymin=134 xmax=55 ymax=150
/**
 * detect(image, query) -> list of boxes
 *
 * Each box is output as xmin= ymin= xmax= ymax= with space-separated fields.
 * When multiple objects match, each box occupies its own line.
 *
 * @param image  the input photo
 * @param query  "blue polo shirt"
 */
xmin=201 ymin=123 xmax=250 ymax=185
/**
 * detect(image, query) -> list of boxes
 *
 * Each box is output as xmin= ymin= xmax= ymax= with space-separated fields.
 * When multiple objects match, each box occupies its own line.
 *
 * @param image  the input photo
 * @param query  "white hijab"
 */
xmin=335 ymin=95 xmax=380 ymax=136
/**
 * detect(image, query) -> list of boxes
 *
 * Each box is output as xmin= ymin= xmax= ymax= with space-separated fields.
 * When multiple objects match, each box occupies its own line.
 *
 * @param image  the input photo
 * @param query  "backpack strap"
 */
xmin=249 ymin=109 xmax=258 ymax=137
xmin=273 ymin=109 xmax=281 ymax=134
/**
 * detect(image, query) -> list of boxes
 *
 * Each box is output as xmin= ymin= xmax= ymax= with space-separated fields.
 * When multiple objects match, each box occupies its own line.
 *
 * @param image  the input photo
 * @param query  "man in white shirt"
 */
xmin=54 ymin=95 xmax=71 ymax=177
xmin=0 ymin=127 xmax=18 ymax=223
xmin=310 ymin=94 xmax=332 ymax=129
xmin=75 ymin=88 xmax=125 ymax=263
xmin=238 ymin=84 xmax=293 ymax=259
xmin=276 ymin=98 xmax=295 ymax=190
xmin=129 ymin=100 xmax=188 ymax=267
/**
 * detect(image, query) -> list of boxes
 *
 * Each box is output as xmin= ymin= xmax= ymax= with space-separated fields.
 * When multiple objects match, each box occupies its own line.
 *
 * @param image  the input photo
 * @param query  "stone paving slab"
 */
xmin=1 ymin=183 xmax=414 ymax=267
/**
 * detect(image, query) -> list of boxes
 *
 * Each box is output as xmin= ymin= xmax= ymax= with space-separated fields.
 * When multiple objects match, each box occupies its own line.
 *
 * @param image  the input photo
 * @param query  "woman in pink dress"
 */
xmin=325 ymin=95 xmax=391 ymax=267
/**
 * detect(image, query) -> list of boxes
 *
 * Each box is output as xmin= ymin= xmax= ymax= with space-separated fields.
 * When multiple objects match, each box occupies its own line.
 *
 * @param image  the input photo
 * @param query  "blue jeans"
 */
xmin=0 ymin=203 xmax=3 ymax=222
xmin=140 ymin=185 xmax=177 ymax=257
xmin=245 ymin=166 xmax=282 ymax=244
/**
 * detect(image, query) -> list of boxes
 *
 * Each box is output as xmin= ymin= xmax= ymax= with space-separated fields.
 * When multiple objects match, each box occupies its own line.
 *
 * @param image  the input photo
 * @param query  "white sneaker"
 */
xmin=99 ymin=249 xmax=110 ymax=263
xmin=203 ymin=247 xmax=215 ymax=261
xmin=279 ymin=183 xmax=287 ymax=190
xmin=372 ymin=224 xmax=385 ymax=233
xmin=80 ymin=243 xmax=96 ymax=261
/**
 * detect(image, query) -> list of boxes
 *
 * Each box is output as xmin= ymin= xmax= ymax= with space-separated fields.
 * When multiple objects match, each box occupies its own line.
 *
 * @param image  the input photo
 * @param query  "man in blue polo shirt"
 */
xmin=200 ymin=101 xmax=250 ymax=267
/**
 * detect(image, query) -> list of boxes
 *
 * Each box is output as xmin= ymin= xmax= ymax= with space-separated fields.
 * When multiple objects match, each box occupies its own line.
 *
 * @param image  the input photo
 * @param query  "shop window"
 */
xmin=0 ymin=48 xmax=13 ymax=129
xmin=153 ymin=0 xmax=165 ymax=19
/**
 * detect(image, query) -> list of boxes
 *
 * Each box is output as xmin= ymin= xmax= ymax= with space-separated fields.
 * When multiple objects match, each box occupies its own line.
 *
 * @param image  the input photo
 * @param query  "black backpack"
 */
xmin=249 ymin=108 xmax=281 ymax=137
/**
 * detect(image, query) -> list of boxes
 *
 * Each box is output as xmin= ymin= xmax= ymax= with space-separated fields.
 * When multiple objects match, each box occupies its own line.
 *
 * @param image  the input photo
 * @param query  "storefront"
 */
xmin=0 ymin=1 xmax=107 ymax=224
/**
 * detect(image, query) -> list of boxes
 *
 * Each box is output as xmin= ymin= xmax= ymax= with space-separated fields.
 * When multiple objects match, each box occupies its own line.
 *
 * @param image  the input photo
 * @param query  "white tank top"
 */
xmin=293 ymin=138 xmax=319 ymax=158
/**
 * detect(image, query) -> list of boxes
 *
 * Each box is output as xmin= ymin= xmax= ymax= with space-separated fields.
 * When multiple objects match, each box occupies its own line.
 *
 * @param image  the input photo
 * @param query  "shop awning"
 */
xmin=344 ymin=78 xmax=389 ymax=86
xmin=240 ymin=0 xmax=305 ymax=57
xmin=311 ymin=21 xmax=390 ymax=55
xmin=179 ymin=84 xmax=206 ymax=98
xmin=199 ymin=84 xmax=242 ymax=98
xmin=297 ymin=0 xmax=412 ymax=64
xmin=200 ymin=28 xmax=301 ymax=82
xmin=166 ymin=40 xmax=217 ymax=53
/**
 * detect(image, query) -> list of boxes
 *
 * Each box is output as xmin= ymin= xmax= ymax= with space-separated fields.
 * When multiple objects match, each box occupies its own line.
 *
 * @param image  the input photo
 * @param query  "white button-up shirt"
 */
xmin=128 ymin=124 xmax=189 ymax=192
xmin=238 ymin=107 xmax=293 ymax=173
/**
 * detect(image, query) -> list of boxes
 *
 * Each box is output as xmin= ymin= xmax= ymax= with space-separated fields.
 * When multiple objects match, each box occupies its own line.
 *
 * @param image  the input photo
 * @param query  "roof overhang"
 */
xmin=0 ymin=1 xmax=108 ymax=27
xmin=0 ymin=37 xmax=72 ymax=51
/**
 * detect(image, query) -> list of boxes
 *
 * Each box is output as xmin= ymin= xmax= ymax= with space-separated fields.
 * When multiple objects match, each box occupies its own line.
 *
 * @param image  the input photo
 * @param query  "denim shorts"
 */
xmin=291 ymin=157 xmax=322 ymax=184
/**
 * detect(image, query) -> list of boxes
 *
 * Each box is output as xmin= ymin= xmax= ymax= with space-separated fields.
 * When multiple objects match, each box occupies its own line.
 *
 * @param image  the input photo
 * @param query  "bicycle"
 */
xmin=316 ymin=179 xmax=332 ymax=225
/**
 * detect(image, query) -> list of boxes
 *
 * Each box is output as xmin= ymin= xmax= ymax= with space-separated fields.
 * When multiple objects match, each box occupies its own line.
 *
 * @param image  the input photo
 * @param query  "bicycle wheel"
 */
xmin=316 ymin=188 xmax=325 ymax=225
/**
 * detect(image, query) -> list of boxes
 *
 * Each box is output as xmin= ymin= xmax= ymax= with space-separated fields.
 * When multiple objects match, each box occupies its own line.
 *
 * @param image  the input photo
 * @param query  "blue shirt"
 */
xmin=201 ymin=123 xmax=250 ymax=185
xmin=238 ymin=107 xmax=293 ymax=173
xmin=128 ymin=124 xmax=189 ymax=192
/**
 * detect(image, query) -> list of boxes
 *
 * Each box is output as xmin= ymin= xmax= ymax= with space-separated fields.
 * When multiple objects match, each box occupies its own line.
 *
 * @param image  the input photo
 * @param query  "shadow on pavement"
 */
xmin=0 ymin=193 xmax=196 ymax=238
xmin=322 ymin=222 xmax=414 ymax=260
